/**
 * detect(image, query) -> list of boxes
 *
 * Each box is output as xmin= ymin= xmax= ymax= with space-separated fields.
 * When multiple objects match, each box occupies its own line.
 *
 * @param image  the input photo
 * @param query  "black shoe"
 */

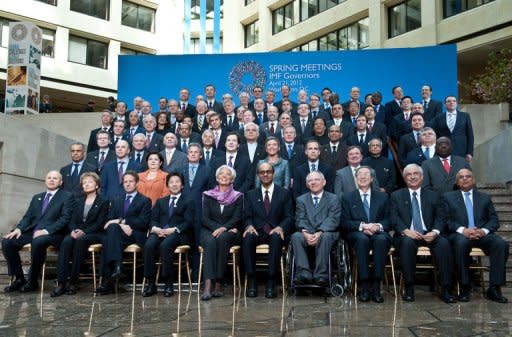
xmin=372 ymin=282 xmax=384 ymax=303
xmin=314 ymin=277 xmax=328 ymax=287
xmin=142 ymin=283 xmax=157 ymax=297
xmin=265 ymin=280 xmax=276 ymax=299
xmin=111 ymin=263 xmax=123 ymax=280
xmin=163 ymin=284 xmax=174 ymax=297
xmin=458 ymin=285 xmax=471 ymax=302
xmin=487 ymin=286 xmax=508 ymax=304
xmin=402 ymin=286 xmax=415 ymax=302
xmin=440 ymin=287 xmax=456 ymax=304
xmin=66 ymin=284 xmax=77 ymax=295
xmin=294 ymin=274 xmax=312 ymax=285
xmin=19 ymin=282 xmax=38 ymax=293
xmin=247 ymin=277 xmax=258 ymax=297
xmin=95 ymin=283 xmax=113 ymax=296
xmin=50 ymin=284 xmax=67 ymax=298
xmin=4 ymin=279 xmax=26 ymax=293
xmin=358 ymin=288 xmax=370 ymax=302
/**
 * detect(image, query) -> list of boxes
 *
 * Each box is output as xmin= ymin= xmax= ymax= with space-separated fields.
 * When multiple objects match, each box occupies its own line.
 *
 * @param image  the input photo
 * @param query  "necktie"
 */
xmin=258 ymin=114 xmax=263 ymax=125
xmin=269 ymin=122 xmax=275 ymax=135
xmin=208 ymin=101 xmax=213 ymax=109
xmin=287 ymin=144 xmax=293 ymax=158
xmin=312 ymin=110 xmax=317 ymax=119
xmin=359 ymin=134 xmax=364 ymax=144
xmin=412 ymin=191 xmax=423 ymax=233
xmin=98 ymin=151 xmax=106 ymax=170
xmin=352 ymin=117 xmax=356 ymax=125
xmin=367 ymin=123 xmax=372 ymax=133
xmin=189 ymin=165 xmax=196 ymax=186
xmin=130 ymin=127 xmax=135 ymax=139
xmin=182 ymin=140 xmax=187 ymax=153
xmin=205 ymin=150 xmax=211 ymax=164
xmin=405 ymin=113 xmax=410 ymax=121
xmin=214 ymin=131 xmax=219 ymax=147
xmin=362 ymin=193 xmax=370 ymax=222
xmin=313 ymin=196 xmax=319 ymax=208
xmin=181 ymin=103 xmax=186 ymax=112
xmin=146 ymin=134 xmax=151 ymax=148
xmin=442 ymin=158 xmax=450 ymax=174
xmin=168 ymin=196 xmax=177 ymax=218
xmin=332 ymin=146 xmax=337 ymax=160
xmin=415 ymin=132 xmax=420 ymax=145
xmin=136 ymin=153 xmax=142 ymax=164
xmin=301 ymin=119 xmax=306 ymax=133
xmin=423 ymin=100 xmax=428 ymax=109
xmin=124 ymin=195 xmax=132 ymax=216
xmin=264 ymin=190 xmax=271 ymax=215
xmin=447 ymin=113 xmax=455 ymax=132
xmin=118 ymin=161 xmax=124 ymax=184
xmin=102 ymin=127 xmax=107 ymax=131
xmin=41 ymin=193 xmax=52 ymax=214
xmin=71 ymin=163 xmax=80 ymax=185
xmin=228 ymin=155 xmax=234 ymax=167
xmin=325 ymin=103 xmax=330 ymax=109
xmin=166 ymin=151 xmax=171 ymax=166
xmin=198 ymin=116 xmax=203 ymax=130
xmin=228 ymin=116 xmax=232 ymax=128
xmin=423 ymin=147 xmax=430 ymax=159
xmin=310 ymin=163 xmax=316 ymax=172
xmin=464 ymin=192 xmax=475 ymax=229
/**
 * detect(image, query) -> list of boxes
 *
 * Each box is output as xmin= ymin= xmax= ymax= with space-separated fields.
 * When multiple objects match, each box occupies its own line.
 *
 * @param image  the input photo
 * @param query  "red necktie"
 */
xmin=269 ymin=123 xmax=275 ymax=136
xmin=442 ymin=158 xmax=450 ymax=174
xmin=146 ymin=134 xmax=151 ymax=148
xmin=264 ymin=190 xmax=270 ymax=215
xmin=367 ymin=123 xmax=372 ymax=133
xmin=181 ymin=103 xmax=186 ymax=112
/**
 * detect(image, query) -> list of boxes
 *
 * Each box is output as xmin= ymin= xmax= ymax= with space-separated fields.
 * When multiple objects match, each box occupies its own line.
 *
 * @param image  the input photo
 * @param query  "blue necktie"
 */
xmin=124 ymin=195 xmax=132 ymax=216
xmin=71 ymin=163 xmax=80 ymax=185
xmin=464 ymin=192 xmax=475 ymax=229
xmin=412 ymin=191 xmax=423 ymax=233
xmin=136 ymin=153 xmax=142 ymax=164
xmin=423 ymin=147 xmax=430 ymax=159
xmin=313 ymin=196 xmax=319 ymax=208
xmin=182 ymin=140 xmax=187 ymax=153
xmin=310 ymin=164 xmax=316 ymax=172
xmin=362 ymin=193 xmax=370 ymax=222
xmin=287 ymin=144 xmax=293 ymax=158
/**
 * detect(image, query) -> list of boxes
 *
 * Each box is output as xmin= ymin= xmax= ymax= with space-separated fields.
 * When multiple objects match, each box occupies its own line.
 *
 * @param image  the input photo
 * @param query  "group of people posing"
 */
xmin=2 ymin=83 xmax=508 ymax=305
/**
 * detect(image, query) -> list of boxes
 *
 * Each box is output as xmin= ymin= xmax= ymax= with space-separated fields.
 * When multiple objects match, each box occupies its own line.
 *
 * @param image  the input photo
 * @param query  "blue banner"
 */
xmin=118 ymin=45 xmax=457 ymax=108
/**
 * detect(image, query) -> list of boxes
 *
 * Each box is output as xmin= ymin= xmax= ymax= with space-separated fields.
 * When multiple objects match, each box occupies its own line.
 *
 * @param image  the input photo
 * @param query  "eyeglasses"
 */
xmin=258 ymin=170 xmax=273 ymax=175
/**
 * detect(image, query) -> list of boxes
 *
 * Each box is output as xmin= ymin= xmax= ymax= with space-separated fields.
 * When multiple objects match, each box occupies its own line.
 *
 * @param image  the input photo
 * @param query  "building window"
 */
xmin=272 ymin=2 xmax=294 ymax=35
xmin=388 ymin=0 xmax=421 ymax=38
xmin=122 ymin=1 xmax=155 ymax=32
xmin=190 ymin=37 xmax=223 ymax=54
xmin=36 ymin=0 xmax=57 ymax=5
xmin=68 ymin=35 xmax=108 ymax=69
xmin=443 ymin=0 xmax=495 ymax=18
xmin=300 ymin=0 xmax=343 ymax=21
xmin=70 ymin=0 xmax=110 ymax=20
xmin=291 ymin=17 xmax=369 ymax=51
xmin=42 ymin=29 xmax=55 ymax=57
xmin=120 ymin=47 xmax=151 ymax=55
xmin=245 ymin=0 xmax=255 ymax=5
xmin=190 ymin=0 xmax=224 ymax=20
xmin=0 ymin=18 xmax=11 ymax=48
xmin=244 ymin=21 xmax=259 ymax=48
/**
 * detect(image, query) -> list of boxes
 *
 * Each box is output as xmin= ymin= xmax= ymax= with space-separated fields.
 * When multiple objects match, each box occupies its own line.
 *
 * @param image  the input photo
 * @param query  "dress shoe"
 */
xmin=486 ymin=286 xmax=508 ymax=304
xmin=439 ymin=287 xmax=456 ymax=304
xmin=294 ymin=274 xmax=312 ymax=285
xmin=200 ymin=292 xmax=212 ymax=301
xmin=19 ymin=282 xmax=38 ymax=293
xmin=95 ymin=283 xmax=113 ymax=296
xmin=51 ymin=284 xmax=67 ymax=298
xmin=66 ymin=284 xmax=77 ymax=295
xmin=402 ymin=287 xmax=415 ymax=302
xmin=458 ymin=285 xmax=471 ymax=302
xmin=110 ymin=263 xmax=123 ymax=280
xmin=358 ymin=288 xmax=370 ymax=302
xmin=246 ymin=277 xmax=258 ymax=297
xmin=142 ymin=283 xmax=157 ymax=297
xmin=265 ymin=280 xmax=277 ymax=299
xmin=163 ymin=284 xmax=174 ymax=297
xmin=314 ymin=277 xmax=328 ymax=287
xmin=372 ymin=282 xmax=384 ymax=303
xmin=4 ymin=279 xmax=26 ymax=293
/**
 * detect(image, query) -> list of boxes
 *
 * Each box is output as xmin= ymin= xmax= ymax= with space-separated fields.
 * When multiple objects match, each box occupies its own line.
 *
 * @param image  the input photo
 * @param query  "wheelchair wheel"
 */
xmin=330 ymin=283 xmax=344 ymax=297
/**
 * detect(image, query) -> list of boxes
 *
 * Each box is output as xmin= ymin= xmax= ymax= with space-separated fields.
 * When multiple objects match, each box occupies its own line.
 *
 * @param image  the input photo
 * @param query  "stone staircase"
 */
xmin=476 ymin=183 xmax=512 ymax=286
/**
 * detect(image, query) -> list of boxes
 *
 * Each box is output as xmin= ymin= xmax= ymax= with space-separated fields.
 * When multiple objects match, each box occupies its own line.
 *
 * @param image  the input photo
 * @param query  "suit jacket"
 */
xmin=200 ymin=148 xmax=224 ymax=167
xmin=210 ymin=128 xmax=228 ymax=152
xmin=60 ymin=162 xmax=96 ymax=195
xmin=177 ymin=134 xmax=202 ymax=152
xmin=238 ymin=143 xmax=266 ymax=166
xmin=361 ymin=155 xmax=396 ymax=193
xmin=438 ymin=189 xmax=499 ymax=234
xmin=373 ymin=104 xmax=386 ymax=124
xmin=390 ymin=188 xmax=441 ymax=234
xmin=398 ymin=132 xmax=420 ymax=166
xmin=201 ymin=195 xmax=243 ymax=231
xmin=295 ymin=191 xmax=341 ymax=233
xmin=206 ymin=100 xmax=224 ymax=114
xmin=293 ymin=162 xmax=334 ymax=199
xmin=144 ymin=132 xmax=164 ymax=153
xmin=423 ymin=99 xmax=442 ymax=122
xmin=85 ymin=149 xmax=116 ymax=173
xmin=280 ymin=143 xmax=306 ymax=172
xmin=182 ymin=103 xmax=196 ymax=118
xmin=160 ymin=149 xmax=187 ymax=173
xmin=260 ymin=121 xmax=281 ymax=138
xmin=432 ymin=111 xmax=474 ymax=157
xmin=68 ymin=194 xmax=109 ymax=234
xmin=209 ymin=154 xmax=254 ymax=193
xmin=319 ymin=142 xmax=348 ymax=171
xmin=100 ymin=159 xmax=141 ymax=200
xmin=292 ymin=117 xmax=313 ymax=144
xmin=326 ymin=119 xmax=353 ymax=142
xmin=16 ymin=189 xmax=73 ymax=235
xmin=390 ymin=114 xmax=412 ymax=142
xmin=108 ymin=192 xmax=151 ymax=247
xmin=384 ymin=100 xmax=402 ymax=128
xmin=341 ymin=189 xmax=390 ymax=232
xmin=367 ymin=121 xmax=388 ymax=152
xmin=129 ymin=150 xmax=149 ymax=171
xmin=192 ymin=115 xmax=209 ymax=134
xmin=87 ymin=127 xmax=113 ymax=153
xmin=346 ymin=131 xmax=376 ymax=157
xmin=124 ymin=126 xmax=145 ymax=144
xmin=183 ymin=163 xmax=211 ymax=219
xmin=309 ymin=110 xmax=330 ymax=122
xmin=244 ymin=185 xmax=293 ymax=234
xmin=222 ymin=115 xmax=240 ymax=132
xmin=405 ymin=147 xmax=429 ymax=166
xmin=334 ymin=166 xmax=380 ymax=202
xmin=151 ymin=195 xmax=195 ymax=234
xmin=421 ymin=155 xmax=470 ymax=194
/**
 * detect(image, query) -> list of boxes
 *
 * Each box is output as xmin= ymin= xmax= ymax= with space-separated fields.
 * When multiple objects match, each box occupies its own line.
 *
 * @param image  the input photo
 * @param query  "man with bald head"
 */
xmin=3 ymin=171 xmax=73 ymax=292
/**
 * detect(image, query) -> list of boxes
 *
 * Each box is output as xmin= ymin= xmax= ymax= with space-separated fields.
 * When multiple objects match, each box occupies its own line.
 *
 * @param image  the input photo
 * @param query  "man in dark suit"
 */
xmin=364 ymin=105 xmax=388 ymax=154
xmin=390 ymin=164 xmax=456 ymax=303
xmin=432 ymin=95 xmax=474 ymax=161
xmin=60 ymin=142 xmax=95 ymax=195
xmin=422 ymin=137 xmax=470 ymax=194
xmin=260 ymin=106 xmax=281 ymax=138
xmin=85 ymin=130 xmax=116 ymax=173
xmin=280 ymin=126 xmax=306 ymax=173
xmin=384 ymin=85 xmax=404 ymax=129
xmin=179 ymin=88 xmax=196 ymax=117
xmin=222 ymin=100 xmax=239 ymax=132
xmin=101 ymin=140 xmax=141 ymax=201
xmin=142 ymin=115 xmax=163 ymax=153
xmin=343 ymin=100 xmax=363 ymax=125
xmin=95 ymin=171 xmax=152 ymax=295
xmin=291 ymin=171 xmax=341 ymax=287
xmin=111 ymin=120 xmax=128 ymax=148
xmin=200 ymin=129 xmax=224 ymax=167
xmin=309 ymin=93 xmax=330 ymax=121
xmin=293 ymin=139 xmax=334 ymax=199
xmin=326 ymin=103 xmax=352 ymax=142
xmin=244 ymin=163 xmax=293 ymax=297
xmin=405 ymin=127 xmax=437 ymax=166
xmin=160 ymin=132 xmax=187 ymax=174
xmin=275 ymin=85 xmax=298 ymax=113
xmin=341 ymin=166 xmax=391 ymax=303
xmin=209 ymin=113 xmax=228 ymax=152
xmin=3 ymin=171 xmax=73 ymax=292
xmin=438 ymin=168 xmax=509 ymax=303
xmin=362 ymin=138 xmax=396 ymax=194
xmin=209 ymin=132 xmax=254 ymax=193
xmin=320 ymin=124 xmax=348 ymax=171
xmin=389 ymin=96 xmax=414 ymax=143
xmin=238 ymin=123 xmax=266 ymax=167
xmin=398 ymin=112 xmax=425 ymax=166
xmin=341 ymin=87 xmax=365 ymax=115
xmin=192 ymin=101 xmax=209 ymax=134
xmin=420 ymin=85 xmax=443 ymax=122
xmin=204 ymin=84 xmax=224 ymax=114
xmin=129 ymin=133 xmax=149 ymax=171
xmin=176 ymin=122 xmax=201 ymax=153
xmin=142 ymin=173 xmax=194 ymax=297
xmin=292 ymin=103 xmax=314 ymax=143
xmin=371 ymin=91 xmax=386 ymax=124
xmin=346 ymin=114 xmax=376 ymax=157
xmin=87 ymin=110 xmax=113 ymax=153
xmin=124 ymin=111 xmax=145 ymax=143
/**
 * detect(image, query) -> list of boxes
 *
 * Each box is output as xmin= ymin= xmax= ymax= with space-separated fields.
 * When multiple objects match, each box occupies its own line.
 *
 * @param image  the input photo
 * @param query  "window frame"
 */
xmin=121 ymin=0 xmax=156 ymax=32
xmin=68 ymin=35 xmax=109 ymax=69
xmin=70 ymin=0 xmax=110 ymax=21
xmin=388 ymin=0 xmax=422 ymax=39
xmin=244 ymin=20 xmax=259 ymax=48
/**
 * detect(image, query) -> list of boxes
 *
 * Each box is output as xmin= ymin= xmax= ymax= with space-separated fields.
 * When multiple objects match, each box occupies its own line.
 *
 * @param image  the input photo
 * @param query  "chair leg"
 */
xmin=178 ymin=253 xmax=182 ymax=293
xmin=353 ymin=259 xmax=358 ymax=296
xmin=185 ymin=253 xmax=192 ymax=291
xmin=232 ymin=252 xmax=236 ymax=297
xmin=198 ymin=251 xmax=203 ymax=293
xmin=389 ymin=254 xmax=397 ymax=297
xmin=280 ymin=255 xmax=285 ymax=295
xmin=132 ymin=252 xmax=136 ymax=294
xmin=92 ymin=252 xmax=97 ymax=291
xmin=478 ymin=256 xmax=486 ymax=296
xmin=41 ymin=262 xmax=46 ymax=295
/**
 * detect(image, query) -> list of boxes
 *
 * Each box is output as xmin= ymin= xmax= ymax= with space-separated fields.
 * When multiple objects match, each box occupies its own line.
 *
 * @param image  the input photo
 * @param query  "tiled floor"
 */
xmin=0 ymin=283 xmax=510 ymax=337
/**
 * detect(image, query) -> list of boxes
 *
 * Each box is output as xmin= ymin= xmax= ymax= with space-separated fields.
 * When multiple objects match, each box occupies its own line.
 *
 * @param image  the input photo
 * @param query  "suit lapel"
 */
xmin=455 ymin=192 xmax=469 ymax=224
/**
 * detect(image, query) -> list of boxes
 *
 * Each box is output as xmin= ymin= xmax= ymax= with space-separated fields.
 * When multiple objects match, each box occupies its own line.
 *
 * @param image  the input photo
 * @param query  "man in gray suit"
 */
xmin=422 ymin=137 xmax=470 ymax=194
xmin=291 ymin=171 xmax=341 ymax=287
xmin=160 ymin=132 xmax=187 ymax=173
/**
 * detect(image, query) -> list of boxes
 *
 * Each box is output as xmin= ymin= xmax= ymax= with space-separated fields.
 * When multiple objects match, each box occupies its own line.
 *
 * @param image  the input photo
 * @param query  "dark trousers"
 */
xmin=2 ymin=233 xmax=64 ymax=284
xmin=200 ymin=229 xmax=240 ymax=281
xmin=290 ymin=231 xmax=339 ymax=279
xmin=347 ymin=231 xmax=391 ymax=282
xmin=449 ymin=233 xmax=509 ymax=287
xmin=394 ymin=235 xmax=453 ymax=288
xmin=242 ymin=231 xmax=283 ymax=279
xmin=100 ymin=224 xmax=136 ymax=278
xmin=56 ymin=233 xmax=103 ymax=284
xmin=143 ymin=233 xmax=188 ymax=283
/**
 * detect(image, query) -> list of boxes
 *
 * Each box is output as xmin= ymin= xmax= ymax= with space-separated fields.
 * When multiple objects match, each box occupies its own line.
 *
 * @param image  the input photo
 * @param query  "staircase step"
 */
xmin=499 ymin=212 xmax=512 ymax=221
xmin=477 ymin=182 xmax=508 ymax=189
xmin=499 ymin=222 xmax=512 ymax=232
xmin=490 ymin=195 xmax=512 ymax=204
xmin=481 ymin=189 xmax=512 ymax=196
xmin=494 ymin=204 xmax=512 ymax=212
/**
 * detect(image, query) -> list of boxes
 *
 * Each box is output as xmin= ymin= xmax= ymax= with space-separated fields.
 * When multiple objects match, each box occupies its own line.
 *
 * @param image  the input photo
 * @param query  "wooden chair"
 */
xmin=197 ymin=245 xmax=241 ymax=296
xmin=242 ymin=244 xmax=286 ymax=296
xmin=352 ymin=247 xmax=397 ymax=298
xmin=457 ymin=247 xmax=488 ymax=296
xmin=398 ymin=246 xmax=438 ymax=295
